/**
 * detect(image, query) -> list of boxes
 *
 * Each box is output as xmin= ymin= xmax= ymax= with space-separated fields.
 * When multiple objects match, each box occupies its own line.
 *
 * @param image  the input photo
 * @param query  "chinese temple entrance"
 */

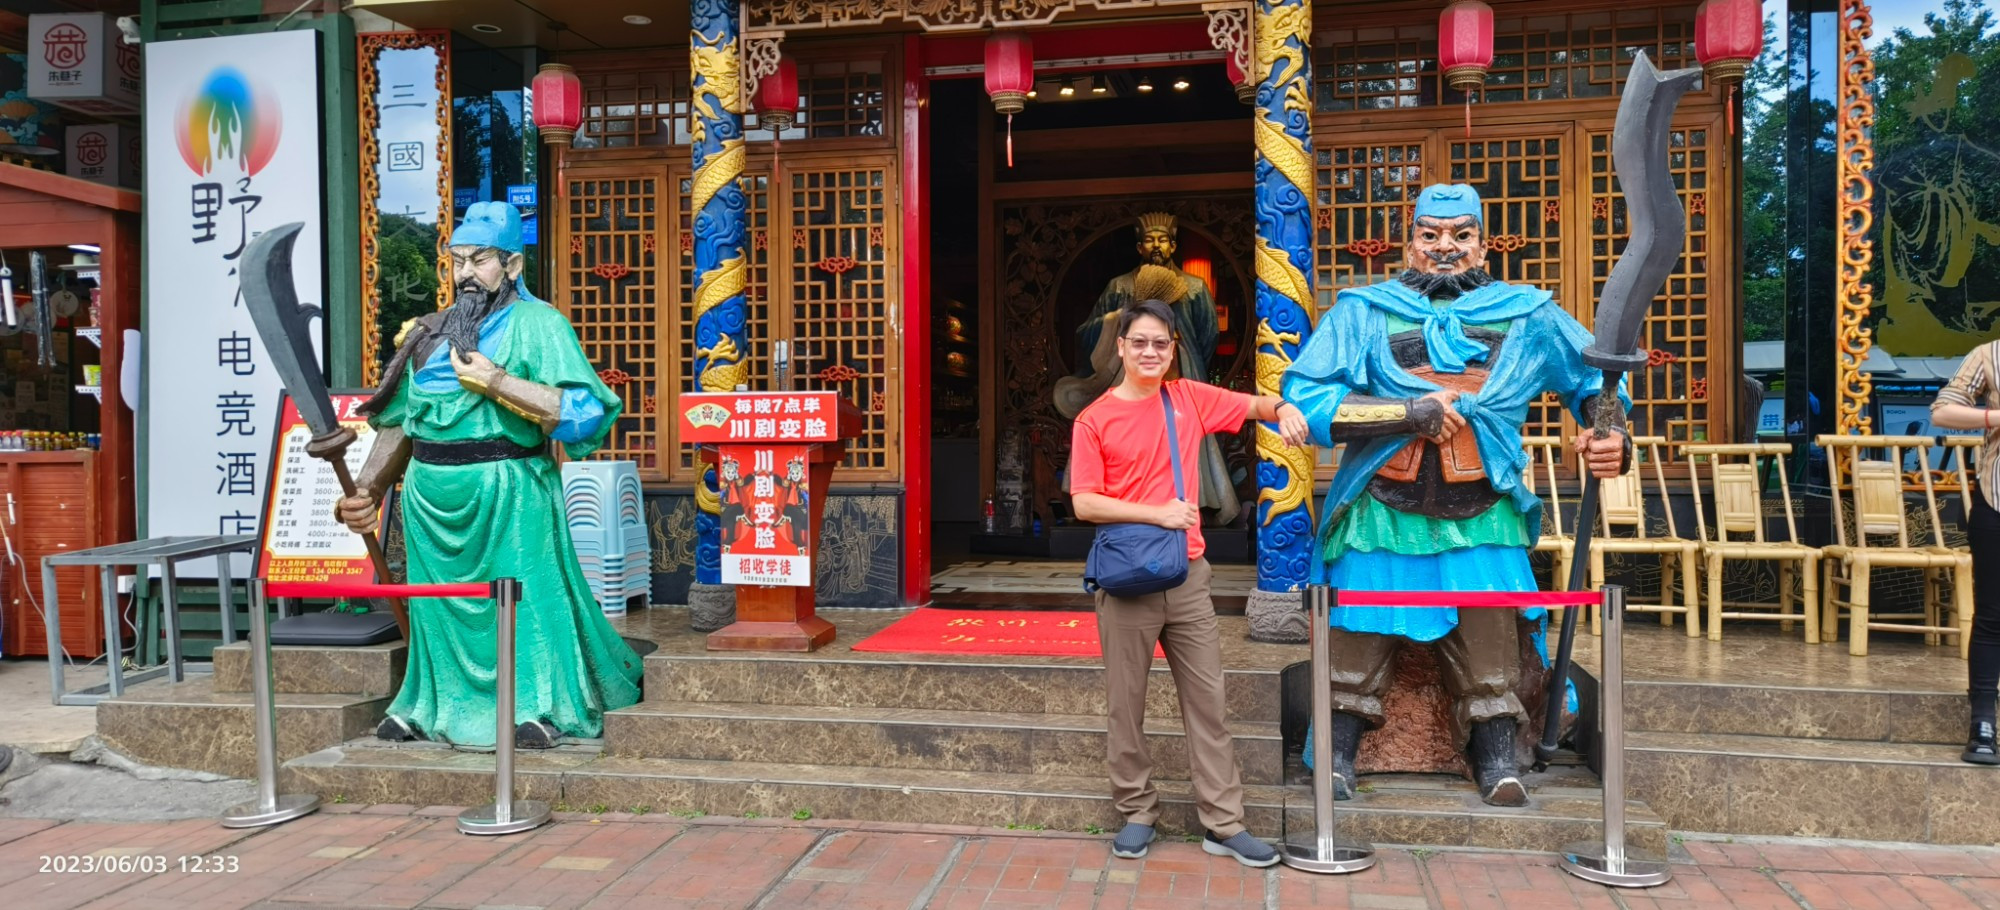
xmin=925 ymin=65 xmax=1259 ymax=575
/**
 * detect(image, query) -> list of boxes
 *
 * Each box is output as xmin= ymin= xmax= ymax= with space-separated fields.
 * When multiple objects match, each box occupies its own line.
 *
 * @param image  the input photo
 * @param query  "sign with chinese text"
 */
xmin=27 ymin=13 xmax=141 ymax=115
xmin=678 ymin=392 xmax=844 ymax=445
xmin=719 ymin=444 xmax=812 ymax=587
xmin=256 ymin=393 xmax=384 ymax=586
xmin=143 ymin=30 xmax=324 ymax=563
xmin=65 ymin=122 xmax=138 ymax=188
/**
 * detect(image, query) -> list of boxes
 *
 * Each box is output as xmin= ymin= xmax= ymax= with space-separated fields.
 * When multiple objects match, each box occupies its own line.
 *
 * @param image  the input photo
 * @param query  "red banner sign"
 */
xmin=718 ymin=443 xmax=812 ymax=587
xmin=678 ymin=391 xmax=844 ymax=444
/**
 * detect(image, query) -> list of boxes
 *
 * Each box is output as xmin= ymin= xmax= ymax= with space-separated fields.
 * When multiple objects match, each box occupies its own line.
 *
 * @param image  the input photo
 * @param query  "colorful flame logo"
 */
xmin=174 ymin=67 xmax=281 ymax=176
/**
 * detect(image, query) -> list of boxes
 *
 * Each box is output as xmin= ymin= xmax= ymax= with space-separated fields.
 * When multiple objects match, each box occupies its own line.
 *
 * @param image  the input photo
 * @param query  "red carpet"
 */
xmin=850 ymin=609 xmax=1163 ymax=659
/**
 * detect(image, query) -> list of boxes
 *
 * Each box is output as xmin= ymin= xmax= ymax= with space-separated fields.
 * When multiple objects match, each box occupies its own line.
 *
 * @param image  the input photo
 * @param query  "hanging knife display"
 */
xmin=30 ymin=251 xmax=54 ymax=368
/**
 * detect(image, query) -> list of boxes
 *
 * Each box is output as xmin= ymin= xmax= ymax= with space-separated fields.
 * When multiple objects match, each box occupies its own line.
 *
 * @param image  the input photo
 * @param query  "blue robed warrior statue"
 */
xmin=1282 ymin=184 xmax=1630 ymax=807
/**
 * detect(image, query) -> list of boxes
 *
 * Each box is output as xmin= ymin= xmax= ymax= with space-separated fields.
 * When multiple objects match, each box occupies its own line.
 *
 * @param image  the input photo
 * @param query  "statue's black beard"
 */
xmin=437 ymin=279 xmax=516 ymax=361
xmin=1398 ymin=267 xmax=1495 ymax=300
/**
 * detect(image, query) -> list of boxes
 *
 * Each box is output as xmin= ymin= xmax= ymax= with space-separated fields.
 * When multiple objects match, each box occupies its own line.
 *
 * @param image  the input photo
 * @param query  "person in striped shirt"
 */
xmin=1932 ymin=338 xmax=2000 ymax=765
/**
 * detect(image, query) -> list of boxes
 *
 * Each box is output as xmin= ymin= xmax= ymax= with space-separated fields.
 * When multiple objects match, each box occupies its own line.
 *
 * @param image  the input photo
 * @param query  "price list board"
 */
xmin=255 ymin=392 xmax=384 ymax=586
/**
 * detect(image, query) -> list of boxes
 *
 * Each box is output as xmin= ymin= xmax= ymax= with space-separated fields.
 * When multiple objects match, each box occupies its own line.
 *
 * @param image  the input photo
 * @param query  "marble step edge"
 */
xmin=94 ymin=675 xmax=393 ymax=711
xmin=1623 ymin=680 xmax=1964 ymax=745
xmin=1626 ymin=730 xmax=1976 ymax=768
xmin=608 ymin=700 xmax=1281 ymax=740
xmin=284 ymin=742 xmax=1666 ymax=831
xmin=210 ymin=640 xmax=407 ymax=698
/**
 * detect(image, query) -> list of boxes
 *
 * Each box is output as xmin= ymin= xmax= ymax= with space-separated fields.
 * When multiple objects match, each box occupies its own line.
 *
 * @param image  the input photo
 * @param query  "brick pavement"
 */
xmin=2 ymin=805 xmax=1997 ymax=909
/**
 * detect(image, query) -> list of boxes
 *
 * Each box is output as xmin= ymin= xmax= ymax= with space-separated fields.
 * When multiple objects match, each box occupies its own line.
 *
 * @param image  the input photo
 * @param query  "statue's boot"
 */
xmin=515 ymin=720 xmax=563 ymax=750
xmin=1471 ymin=717 xmax=1528 ymax=807
xmin=376 ymin=715 xmax=419 ymax=743
xmin=1327 ymin=712 xmax=1364 ymax=801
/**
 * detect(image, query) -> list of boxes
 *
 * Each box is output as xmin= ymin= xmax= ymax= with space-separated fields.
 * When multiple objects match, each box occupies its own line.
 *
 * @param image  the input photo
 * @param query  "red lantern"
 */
xmin=1695 ymin=0 xmax=1762 ymax=86
xmin=1225 ymin=54 xmax=1254 ymax=105
xmin=756 ymin=56 xmax=800 ymax=133
xmin=983 ymin=32 xmax=1033 ymax=167
xmin=532 ymin=63 xmax=583 ymax=147
xmin=1437 ymin=0 xmax=1494 ymax=93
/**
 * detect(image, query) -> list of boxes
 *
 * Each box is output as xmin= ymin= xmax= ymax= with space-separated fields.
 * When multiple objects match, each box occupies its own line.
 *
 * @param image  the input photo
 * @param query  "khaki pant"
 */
xmin=1326 ymin=607 xmax=1523 ymax=746
xmin=1096 ymin=558 xmax=1246 ymax=837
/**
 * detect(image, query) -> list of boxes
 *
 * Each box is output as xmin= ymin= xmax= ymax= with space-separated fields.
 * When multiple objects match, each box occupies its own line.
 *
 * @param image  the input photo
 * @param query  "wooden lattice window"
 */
xmin=788 ymin=165 xmax=897 ymax=478
xmin=795 ymin=59 xmax=888 ymax=139
xmin=1314 ymin=139 xmax=1426 ymax=306
xmin=563 ymin=170 xmax=663 ymax=472
xmin=577 ymin=68 xmax=691 ymax=149
xmin=1587 ymin=125 xmax=1714 ymax=444
xmin=1313 ymin=6 xmax=1701 ymax=112
xmin=668 ymin=167 xmax=774 ymax=480
xmin=1313 ymin=26 xmax=1437 ymax=112
xmin=1474 ymin=9 xmax=1698 ymax=104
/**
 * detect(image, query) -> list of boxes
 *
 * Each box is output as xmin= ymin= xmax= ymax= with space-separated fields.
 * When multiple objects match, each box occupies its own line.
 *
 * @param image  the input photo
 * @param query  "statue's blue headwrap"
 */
xmin=449 ymin=201 xmax=525 ymax=253
xmin=1413 ymin=183 xmax=1483 ymax=227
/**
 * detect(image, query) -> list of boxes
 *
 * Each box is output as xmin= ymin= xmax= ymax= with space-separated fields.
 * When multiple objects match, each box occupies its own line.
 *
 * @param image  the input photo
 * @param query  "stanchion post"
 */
xmin=1281 ymin=585 xmax=1377 ymax=874
xmin=1559 ymin=584 xmax=1670 ymax=887
xmin=221 ymin=579 xmax=322 ymax=828
xmin=459 ymin=578 xmax=551 ymax=836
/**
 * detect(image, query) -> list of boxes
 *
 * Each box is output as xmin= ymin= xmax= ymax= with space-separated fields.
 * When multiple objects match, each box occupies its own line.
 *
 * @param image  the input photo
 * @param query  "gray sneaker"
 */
xmin=1203 ymin=830 xmax=1279 ymax=867
xmin=1111 ymin=822 xmax=1155 ymax=859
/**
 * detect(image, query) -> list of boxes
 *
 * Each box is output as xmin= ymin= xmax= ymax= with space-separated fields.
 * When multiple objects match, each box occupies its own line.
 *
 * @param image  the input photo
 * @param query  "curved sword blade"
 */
xmin=1584 ymin=51 xmax=1705 ymax=373
xmin=240 ymin=222 xmax=341 ymax=436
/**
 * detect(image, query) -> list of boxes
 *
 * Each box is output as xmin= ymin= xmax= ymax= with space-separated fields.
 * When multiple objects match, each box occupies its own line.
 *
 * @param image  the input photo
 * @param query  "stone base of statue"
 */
xmin=1246 ymin=589 xmax=1308 ymax=643
xmin=1353 ymin=619 xmax=1564 ymax=779
xmin=687 ymin=582 xmax=736 ymax=633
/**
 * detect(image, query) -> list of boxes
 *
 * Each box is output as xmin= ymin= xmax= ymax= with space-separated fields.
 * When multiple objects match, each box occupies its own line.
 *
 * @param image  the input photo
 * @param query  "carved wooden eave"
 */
xmin=745 ymin=0 xmax=1220 ymax=33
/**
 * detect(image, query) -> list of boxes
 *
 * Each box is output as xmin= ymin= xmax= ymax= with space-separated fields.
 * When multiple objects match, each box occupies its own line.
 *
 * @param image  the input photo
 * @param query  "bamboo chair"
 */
xmin=1521 ymin=437 xmax=1575 ymax=607
xmin=1816 ymin=435 xmax=1973 ymax=658
xmin=1682 ymin=442 xmax=1819 ymax=643
xmin=1581 ymin=436 xmax=1699 ymax=636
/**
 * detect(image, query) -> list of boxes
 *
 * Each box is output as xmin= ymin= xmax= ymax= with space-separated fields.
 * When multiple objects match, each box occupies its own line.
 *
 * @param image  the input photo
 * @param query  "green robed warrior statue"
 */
xmin=337 ymin=202 xmax=643 ymax=749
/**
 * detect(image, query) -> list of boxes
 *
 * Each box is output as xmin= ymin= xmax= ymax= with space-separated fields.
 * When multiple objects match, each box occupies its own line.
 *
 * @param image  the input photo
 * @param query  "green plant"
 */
xmin=630 ymin=805 xmax=652 ymax=816
xmin=1411 ymin=848 xmax=1435 ymax=860
xmin=672 ymin=808 xmax=704 ymax=819
xmin=792 ymin=808 xmax=814 ymax=821
xmin=1354 ymin=783 xmax=1376 ymax=794
xmin=1084 ymin=824 xmax=1105 ymax=836
xmin=1003 ymin=823 xmax=1047 ymax=831
xmin=745 ymin=811 xmax=762 ymax=819
xmin=586 ymin=803 xmax=610 ymax=815
xmin=330 ymin=794 xmax=348 ymax=805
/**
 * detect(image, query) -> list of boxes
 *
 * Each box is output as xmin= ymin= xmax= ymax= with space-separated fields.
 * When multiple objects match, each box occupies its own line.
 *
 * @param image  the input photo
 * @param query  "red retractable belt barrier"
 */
xmin=263 ymin=581 xmax=496 ymax=600
xmin=1332 ymin=590 xmax=1603 ymax=608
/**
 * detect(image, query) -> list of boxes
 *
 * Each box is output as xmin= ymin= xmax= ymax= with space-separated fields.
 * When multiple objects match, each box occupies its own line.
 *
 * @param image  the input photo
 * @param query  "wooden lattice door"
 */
xmin=559 ymin=164 xmax=668 ymax=476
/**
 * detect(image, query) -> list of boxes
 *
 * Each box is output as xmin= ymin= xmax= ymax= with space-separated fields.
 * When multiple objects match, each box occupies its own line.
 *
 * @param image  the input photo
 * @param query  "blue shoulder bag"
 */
xmin=1083 ymin=388 xmax=1191 ymax=598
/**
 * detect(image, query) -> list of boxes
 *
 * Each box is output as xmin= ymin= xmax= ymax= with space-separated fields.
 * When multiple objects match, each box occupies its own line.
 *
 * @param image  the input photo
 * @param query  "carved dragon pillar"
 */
xmin=691 ymin=0 xmax=749 ymax=598
xmin=1247 ymin=0 xmax=1316 ymax=641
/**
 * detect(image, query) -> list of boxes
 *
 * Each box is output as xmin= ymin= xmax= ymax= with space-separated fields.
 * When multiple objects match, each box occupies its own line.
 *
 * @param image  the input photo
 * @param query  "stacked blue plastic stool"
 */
xmin=561 ymin=461 xmax=651 ymax=616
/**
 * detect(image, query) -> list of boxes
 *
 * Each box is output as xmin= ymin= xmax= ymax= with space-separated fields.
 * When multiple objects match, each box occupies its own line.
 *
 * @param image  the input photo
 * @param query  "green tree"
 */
xmin=1740 ymin=13 xmax=1788 ymax=343
xmin=374 ymin=213 xmax=443 ymax=371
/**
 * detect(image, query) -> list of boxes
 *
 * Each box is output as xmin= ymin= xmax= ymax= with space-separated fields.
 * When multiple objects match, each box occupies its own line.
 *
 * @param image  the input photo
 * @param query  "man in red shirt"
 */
xmin=1070 ymin=286 xmax=1310 ymax=867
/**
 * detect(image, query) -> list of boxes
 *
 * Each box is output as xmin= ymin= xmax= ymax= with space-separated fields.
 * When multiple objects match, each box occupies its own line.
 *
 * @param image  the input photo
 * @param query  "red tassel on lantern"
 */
xmin=533 ymin=62 xmax=583 ymax=200
xmin=1438 ymin=0 xmax=1493 ymax=138
xmin=984 ymin=32 xmax=1033 ymax=167
xmin=1696 ymin=0 xmax=1762 ymax=134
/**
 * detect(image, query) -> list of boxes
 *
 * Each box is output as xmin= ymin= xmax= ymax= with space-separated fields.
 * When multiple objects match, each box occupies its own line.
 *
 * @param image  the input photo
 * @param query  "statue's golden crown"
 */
xmin=1134 ymin=211 xmax=1177 ymax=238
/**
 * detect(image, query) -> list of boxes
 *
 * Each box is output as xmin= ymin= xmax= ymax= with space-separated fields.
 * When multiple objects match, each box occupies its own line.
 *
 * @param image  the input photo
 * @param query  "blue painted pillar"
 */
xmin=690 ymin=0 xmax=749 ymax=585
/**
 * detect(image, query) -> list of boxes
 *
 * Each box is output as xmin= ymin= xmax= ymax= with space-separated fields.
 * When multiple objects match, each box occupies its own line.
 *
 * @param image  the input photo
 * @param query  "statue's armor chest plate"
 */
xmin=1368 ymin=326 xmax=1508 ymax=519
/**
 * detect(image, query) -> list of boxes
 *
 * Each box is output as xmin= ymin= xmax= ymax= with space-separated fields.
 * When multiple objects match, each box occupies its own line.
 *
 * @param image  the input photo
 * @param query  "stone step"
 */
xmin=210 ymin=640 xmax=406 ymax=697
xmin=282 ymin=740 xmax=1666 ymax=854
xmin=1625 ymin=680 xmax=1961 ymax=746
xmin=1627 ymin=731 xmax=1994 ymax=844
xmin=603 ymin=701 xmax=1285 ymax=785
xmin=643 ymin=654 xmax=1284 ymax=724
xmin=96 ymin=676 xmax=389 ymax=779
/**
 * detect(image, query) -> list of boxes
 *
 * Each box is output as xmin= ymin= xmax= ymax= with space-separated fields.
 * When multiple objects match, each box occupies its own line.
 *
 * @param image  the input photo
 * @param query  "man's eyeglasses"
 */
xmin=1121 ymin=337 xmax=1175 ymax=353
